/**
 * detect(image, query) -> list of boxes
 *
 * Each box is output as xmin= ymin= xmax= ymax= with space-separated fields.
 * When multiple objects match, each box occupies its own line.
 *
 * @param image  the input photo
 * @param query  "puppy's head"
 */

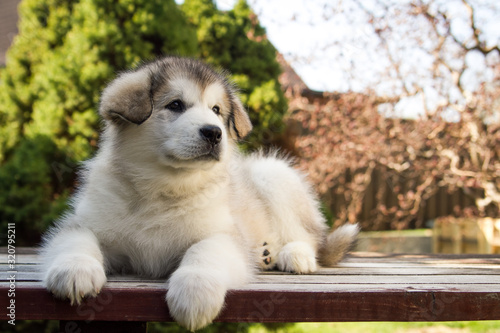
xmin=99 ymin=57 xmax=252 ymax=169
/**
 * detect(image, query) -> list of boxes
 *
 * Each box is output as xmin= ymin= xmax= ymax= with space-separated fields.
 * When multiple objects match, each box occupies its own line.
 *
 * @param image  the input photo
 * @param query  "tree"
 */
xmin=289 ymin=89 xmax=499 ymax=230
xmin=0 ymin=0 xmax=197 ymax=161
xmin=182 ymin=0 xmax=288 ymax=150
xmin=0 ymin=0 xmax=198 ymax=244
xmin=280 ymin=0 xmax=500 ymax=230
xmin=253 ymin=0 xmax=500 ymax=116
xmin=0 ymin=0 xmax=289 ymax=246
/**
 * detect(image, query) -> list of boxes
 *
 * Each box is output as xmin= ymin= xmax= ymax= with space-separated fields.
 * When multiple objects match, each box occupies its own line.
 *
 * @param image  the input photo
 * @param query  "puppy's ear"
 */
xmin=228 ymin=97 xmax=252 ymax=140
xmin=99 ymin=69 xmax=153 ymax=125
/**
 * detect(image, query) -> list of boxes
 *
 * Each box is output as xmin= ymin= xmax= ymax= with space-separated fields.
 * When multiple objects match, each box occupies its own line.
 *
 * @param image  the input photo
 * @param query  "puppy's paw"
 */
xmin=258 ymin=241 xmax=275 ymax=270
xmin=166 ymin=267 xmax=226 ymax=331
xmin=276 ymin=241 xmax=317 ymax=274
xmin=44 ymin=254 xmax=107 ymax=305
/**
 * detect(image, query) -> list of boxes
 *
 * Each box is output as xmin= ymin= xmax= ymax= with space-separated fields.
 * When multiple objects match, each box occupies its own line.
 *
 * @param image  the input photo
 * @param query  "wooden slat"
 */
xmin=3 ymin=271 xmax=500 ymax=284
xmin=3 ymin=248 xmax=500 ymax=263
xmin=6 ymin=280 xmax=500 ymax=293
xmin=3 ymin=266 xmax=500 ymax=281
xmin=1 ymin=250 xmax=499 ymax=323
xmin=2 ymin=285 xmax=500 ymax=322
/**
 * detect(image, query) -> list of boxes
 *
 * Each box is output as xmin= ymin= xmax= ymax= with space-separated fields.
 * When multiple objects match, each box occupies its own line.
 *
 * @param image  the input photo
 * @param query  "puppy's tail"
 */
xmin=319 ymin=223 xmax=360 ymax=267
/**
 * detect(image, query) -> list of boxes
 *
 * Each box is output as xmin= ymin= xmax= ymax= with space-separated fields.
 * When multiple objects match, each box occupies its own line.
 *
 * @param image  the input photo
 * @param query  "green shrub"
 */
xmin=0 ymin=135 xmax=71 ymax=245
xmin=0 ymin=0 xmax=287 ymax=245
xmin=0 ymin=0 xmax=197 ymax=244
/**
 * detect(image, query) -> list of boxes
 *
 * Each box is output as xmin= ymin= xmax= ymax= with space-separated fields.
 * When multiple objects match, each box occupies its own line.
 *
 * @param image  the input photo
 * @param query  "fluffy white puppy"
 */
xmin=40 ymin=56 xmax=359 ymax=331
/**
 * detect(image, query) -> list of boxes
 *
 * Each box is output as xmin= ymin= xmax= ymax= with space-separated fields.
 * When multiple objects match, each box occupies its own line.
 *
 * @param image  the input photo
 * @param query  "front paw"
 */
xmin=277 ymin=241 xmax=317 ymax=274
xmin=43 ymin=254 xmax=107 ymax=305
xmin=166 ymin=267 xmax=226 ymax=331
xmin=257 ymin=241 xmax=277 ymax=270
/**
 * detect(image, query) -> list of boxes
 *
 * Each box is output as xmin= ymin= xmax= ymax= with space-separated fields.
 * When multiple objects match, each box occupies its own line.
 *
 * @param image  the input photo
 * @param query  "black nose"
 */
xmin=200 ymin=125 xmax=222 ymax=145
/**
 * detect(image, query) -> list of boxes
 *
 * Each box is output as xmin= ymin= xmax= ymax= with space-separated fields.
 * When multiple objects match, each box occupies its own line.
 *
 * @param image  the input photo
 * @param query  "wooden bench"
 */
xmin=1 ymin=248 xmax=499 ymax=332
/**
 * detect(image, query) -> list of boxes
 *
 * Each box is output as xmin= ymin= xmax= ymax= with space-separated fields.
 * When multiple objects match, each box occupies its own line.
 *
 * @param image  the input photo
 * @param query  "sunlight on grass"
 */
xmin=249 ymin=322 xmax=500 ymax=333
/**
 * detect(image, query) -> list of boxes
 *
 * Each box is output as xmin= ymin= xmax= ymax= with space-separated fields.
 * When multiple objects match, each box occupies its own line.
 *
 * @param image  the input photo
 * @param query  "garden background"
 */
xmin=0 ymin=0 xmax=499 ymax=332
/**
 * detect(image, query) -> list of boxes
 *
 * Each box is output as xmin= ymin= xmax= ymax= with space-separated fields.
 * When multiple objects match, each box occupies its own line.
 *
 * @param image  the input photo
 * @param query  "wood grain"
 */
xmin=1 ymin=248 xmax=499 ymax=323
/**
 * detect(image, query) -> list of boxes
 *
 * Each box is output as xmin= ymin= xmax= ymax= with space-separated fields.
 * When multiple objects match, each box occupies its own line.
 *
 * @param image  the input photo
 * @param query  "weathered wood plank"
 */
xmin=1 ymin=250 xmax=499 ymax=323
xmin=2 ymin=268 xmax=500 ymax=282
xmin=2 ymin=285 xmax=499 ymax=322
xmin=3 ymin=248 xmax=500 ymax=263
xmin=6 ymin=262 xmax=500 ymax=272
xmin=2 ymin=272 xmax=499 ymax=284
xmin=3 ymin=258 xmax=500 ymax=271
xmin=346 ymin=252 xmax=500 ymax=263
xmin=5 ymin=280 xmax=500 ymax=292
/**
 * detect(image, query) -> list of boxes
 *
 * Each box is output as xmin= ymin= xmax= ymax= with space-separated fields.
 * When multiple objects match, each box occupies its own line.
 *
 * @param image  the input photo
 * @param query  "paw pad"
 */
xmin=261 ymin=242 xmax=273 ymax=267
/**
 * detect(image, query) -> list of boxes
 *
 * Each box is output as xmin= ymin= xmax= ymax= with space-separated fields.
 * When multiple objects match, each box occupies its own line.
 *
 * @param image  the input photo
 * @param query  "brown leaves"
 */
xmin=286 ymin=89 xmax=499 ymax=230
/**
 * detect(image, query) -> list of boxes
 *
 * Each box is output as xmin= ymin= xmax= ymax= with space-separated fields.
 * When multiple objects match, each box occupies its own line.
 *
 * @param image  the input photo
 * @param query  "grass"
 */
xmin=249 ymin=322 xmax=500 ymax=333
xmin=358 ymin=229 xmax=433 ymax=238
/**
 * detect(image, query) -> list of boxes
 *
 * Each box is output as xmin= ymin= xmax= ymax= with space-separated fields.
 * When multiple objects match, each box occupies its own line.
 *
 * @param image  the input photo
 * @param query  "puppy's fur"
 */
xmin=41 ymin=56 xmax=359 ymax=331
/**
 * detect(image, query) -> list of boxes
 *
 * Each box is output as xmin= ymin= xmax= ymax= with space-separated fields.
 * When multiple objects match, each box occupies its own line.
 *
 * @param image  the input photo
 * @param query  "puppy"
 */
xmin=40 ymin=56 xmax=359 ymax=331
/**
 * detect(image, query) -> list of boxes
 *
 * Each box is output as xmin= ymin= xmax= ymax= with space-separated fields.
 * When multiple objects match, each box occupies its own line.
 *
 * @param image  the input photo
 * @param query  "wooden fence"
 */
xmin=324 ymin=167 xmax=484 ymax=230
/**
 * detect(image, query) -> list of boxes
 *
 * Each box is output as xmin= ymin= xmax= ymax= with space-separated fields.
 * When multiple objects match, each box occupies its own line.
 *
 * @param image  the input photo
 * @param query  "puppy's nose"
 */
xmin=200 ymin=125 xmax=222 ymax=145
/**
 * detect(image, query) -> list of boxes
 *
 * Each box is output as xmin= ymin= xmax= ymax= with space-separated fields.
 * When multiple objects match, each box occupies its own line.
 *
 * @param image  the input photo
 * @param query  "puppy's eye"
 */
xmin=165 ymin=100 xmax=185 ymax=112
xmin=212 ymin=105 xmax=220 ymax=115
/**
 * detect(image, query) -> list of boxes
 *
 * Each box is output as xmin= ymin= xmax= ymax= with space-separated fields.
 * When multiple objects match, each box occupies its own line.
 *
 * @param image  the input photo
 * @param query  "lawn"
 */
xmin=249 ymin=322 xmax=500 ymax=333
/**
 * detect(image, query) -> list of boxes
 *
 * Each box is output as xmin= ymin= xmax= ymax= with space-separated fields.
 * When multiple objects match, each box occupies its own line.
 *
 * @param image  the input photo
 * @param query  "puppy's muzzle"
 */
xmin=198 ymin=125 xmax=223 ymax=161
xmin=200 ymin=125 xmax=222 ymax=146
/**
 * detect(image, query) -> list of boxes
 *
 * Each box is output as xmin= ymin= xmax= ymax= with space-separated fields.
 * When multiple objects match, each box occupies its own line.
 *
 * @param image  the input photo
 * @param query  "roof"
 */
xmin=0 ymin=0 xmax=21 ymax=66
